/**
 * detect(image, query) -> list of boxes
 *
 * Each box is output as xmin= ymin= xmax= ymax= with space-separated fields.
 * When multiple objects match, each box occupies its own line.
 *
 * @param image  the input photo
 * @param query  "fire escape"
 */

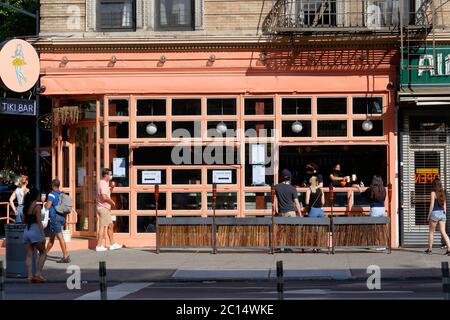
xmin=262 ymin=0 xmax=450 ymax=80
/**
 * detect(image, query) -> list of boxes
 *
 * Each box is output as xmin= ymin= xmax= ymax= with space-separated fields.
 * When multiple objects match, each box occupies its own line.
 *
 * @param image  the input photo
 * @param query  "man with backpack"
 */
xmin=45 ymin=179 xmax=71 ymax=263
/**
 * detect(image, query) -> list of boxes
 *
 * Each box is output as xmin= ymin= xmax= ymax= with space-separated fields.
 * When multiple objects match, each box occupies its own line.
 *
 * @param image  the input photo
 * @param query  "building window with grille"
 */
xmin=156 ymin=0 xmax=195 ymax=30
xmin=98 ymin=0 xmax=136 ymax=31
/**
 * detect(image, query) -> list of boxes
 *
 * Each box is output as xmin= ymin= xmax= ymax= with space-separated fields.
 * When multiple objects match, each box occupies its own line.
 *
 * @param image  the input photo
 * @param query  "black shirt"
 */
xmin=275 ymin=182 xmax=297 ymax=213
xmin=330 ymin=172 xmax=344 ymax=187
xmin=309 ymin=189 xmax=323 ymax=208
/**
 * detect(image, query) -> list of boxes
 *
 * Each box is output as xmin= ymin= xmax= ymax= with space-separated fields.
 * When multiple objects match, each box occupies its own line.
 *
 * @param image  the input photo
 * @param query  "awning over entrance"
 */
xmin=399 ymin=87 xmax=450 ymax=106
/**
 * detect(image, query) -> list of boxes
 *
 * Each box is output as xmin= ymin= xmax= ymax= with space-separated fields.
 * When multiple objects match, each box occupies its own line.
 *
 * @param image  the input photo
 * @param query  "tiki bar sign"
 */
xmin=401 ymin=46 xmax=450 ymax=87
xmin=0 ymin=39 xmax=40 ymax=93
xmin=0 ymin=98 xmax=36 ymax=116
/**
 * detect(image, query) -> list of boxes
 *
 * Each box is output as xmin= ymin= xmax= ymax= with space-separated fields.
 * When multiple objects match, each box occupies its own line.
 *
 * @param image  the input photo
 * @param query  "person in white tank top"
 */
xmin=9 ymin=174 xmax=29 ymax=224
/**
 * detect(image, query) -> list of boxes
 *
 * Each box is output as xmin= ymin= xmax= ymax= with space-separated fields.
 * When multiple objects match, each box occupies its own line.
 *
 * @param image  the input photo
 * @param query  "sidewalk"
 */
xmin=0 ymin=247 xmax=448 ymax=283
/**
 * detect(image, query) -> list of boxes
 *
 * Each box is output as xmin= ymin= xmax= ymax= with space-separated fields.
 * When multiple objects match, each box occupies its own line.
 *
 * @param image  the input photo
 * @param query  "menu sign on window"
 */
xmin=142 ymin=170 xmax=161 ymax=184
xmin=415 ymin=168 xmax=439 ymax=185
xmin=212 ymin=170 xmax=232 ymax=184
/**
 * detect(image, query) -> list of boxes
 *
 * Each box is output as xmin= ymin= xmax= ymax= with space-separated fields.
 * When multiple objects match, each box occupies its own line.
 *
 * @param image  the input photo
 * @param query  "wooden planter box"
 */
xmin=274 ymin=217 xmax=330 ymax=250
xmin=158 ymin=217 xmax=213 ymax=249
xmin=332 ymin=216 xmax=390 ymax=251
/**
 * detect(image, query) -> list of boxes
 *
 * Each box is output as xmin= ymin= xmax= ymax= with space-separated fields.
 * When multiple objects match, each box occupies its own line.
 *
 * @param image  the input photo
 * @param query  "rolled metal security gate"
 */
xmin=400 ymin=117 xmax=450 ymax=246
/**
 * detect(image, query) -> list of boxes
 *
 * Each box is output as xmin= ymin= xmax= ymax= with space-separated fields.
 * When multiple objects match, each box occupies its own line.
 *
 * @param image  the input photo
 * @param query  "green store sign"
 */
xmin=401 ymin=46 xmax=450 ymax=87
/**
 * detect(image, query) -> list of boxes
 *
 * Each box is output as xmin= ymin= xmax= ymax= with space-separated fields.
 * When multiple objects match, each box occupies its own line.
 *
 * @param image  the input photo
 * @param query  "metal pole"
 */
xmin=276 ymin=260 xmax=284 ymax=300
xmin=442 ymin=261 xmax=450 ymax=300
xmin=329 ymin=186 xmax=335 ymax=254
xmin=387 ymin=183 xmax=393 ymax=254
xmin=0 ymin=261 xmax=5 ymax=300
xmin=155 ymin=184 xmax=160 ymax=254
xmin=270 ymin=185 xmax=276 ymax=254
xmin=99 ymin=261 xmax=107 ymax=300
xmin=35 ymin=84 xmax=40 ymax=190
xmin=212 ymin=183 xmax=217 ymax=254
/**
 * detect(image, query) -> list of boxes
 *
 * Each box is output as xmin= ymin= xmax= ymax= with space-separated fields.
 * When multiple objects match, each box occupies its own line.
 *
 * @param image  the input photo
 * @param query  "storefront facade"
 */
xmin=399 ymin=45 xmax=450 ymax=245
xmin=37 ymin=44 xmax=398 ymax=248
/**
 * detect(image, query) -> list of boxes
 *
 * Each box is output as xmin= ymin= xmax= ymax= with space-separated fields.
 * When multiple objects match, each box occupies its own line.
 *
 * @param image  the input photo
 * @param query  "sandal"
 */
xmin=445 ymin=251 xmax=450 ymax=256
xmin=32 ymin=275 xmax=47 ymax=283
xmin=424 ymin=249 xmax=433 ymax=255
xmin=56 ymin=256 xmax=71 ymax=264
xmin=27 ymin=277 xmax=35 ymax=284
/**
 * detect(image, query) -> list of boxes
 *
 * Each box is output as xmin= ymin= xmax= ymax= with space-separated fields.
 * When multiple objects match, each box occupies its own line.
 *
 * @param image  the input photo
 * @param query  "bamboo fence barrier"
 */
xmin=333 ymin=224 xmax=389 ymax=247
xmin=159 ymin=225 xmax=212 ymax=247
xmin=216 ymin=225 xmax=270 ymax=247
xmin=274 ymin=225 xmax=328 ymax=247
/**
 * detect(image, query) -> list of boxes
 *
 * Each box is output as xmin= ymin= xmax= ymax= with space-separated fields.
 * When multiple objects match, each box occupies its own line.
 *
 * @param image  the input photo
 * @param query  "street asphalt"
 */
xmin=0 ymin=246 xmax=449 ymax=283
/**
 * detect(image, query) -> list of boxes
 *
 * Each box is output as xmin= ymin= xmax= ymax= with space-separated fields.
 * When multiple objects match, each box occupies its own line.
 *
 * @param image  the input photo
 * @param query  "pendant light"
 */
xmin=216 ymin=100 xmax=228 ymax=134
xmin=362 ymin=97 xmax=373 ymax=132
xmin=291 ymin=98 xmax=303 ymax=133
xmin=146 ymin=104 xmax=157 ymax=135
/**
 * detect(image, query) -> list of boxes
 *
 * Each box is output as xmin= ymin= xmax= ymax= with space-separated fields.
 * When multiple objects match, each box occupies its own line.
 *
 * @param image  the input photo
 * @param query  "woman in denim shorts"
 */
xmin=425 ymin=178 xmax=450 ymax=255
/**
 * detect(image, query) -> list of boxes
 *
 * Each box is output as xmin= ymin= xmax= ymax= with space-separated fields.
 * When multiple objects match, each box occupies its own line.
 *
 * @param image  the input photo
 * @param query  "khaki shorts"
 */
xmin=97 ymin=207 xmax=113 ymax=227
xmin=281 ymin=211 xmax=297 ymax=217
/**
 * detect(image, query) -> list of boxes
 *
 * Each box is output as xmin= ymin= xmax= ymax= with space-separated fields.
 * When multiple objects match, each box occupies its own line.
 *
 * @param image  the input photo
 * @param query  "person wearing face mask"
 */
xmin=96 ymin=168 xmax=122 ymax=252
xmin=303 ymin=163 xmax=324 ymax=188
xmin=329 ymin=163 xmax=346 ymax=188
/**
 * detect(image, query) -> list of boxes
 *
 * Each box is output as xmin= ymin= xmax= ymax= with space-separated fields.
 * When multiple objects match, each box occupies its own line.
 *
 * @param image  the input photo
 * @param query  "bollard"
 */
xmin=0 ymin=261 xmax=4 ymax=300
xmin=99 ymin=261 xmax=107 ymax=300
xmin=442 ymin=261 xmax=450 ymax=300
xmin=276 ymin=260 xmax=284 ymax=300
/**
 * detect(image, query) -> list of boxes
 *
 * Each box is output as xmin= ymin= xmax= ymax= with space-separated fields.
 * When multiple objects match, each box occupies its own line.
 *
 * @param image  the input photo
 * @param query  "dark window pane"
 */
xmin=137 ymin=122 xmax=166 ymax=138
xmin=172 ymin=99 xmax=201 ymax=115
xmin=352 ymin=97 xmax=383 ymax=114
xmin=207 ymin=99 xmax=237 ymax=115
xmin=206 ymin=121 xmax=237 ymax=137
xmin=157 ymin=0 xmax=193 ymax=30
xmin=113 ymin=216 xmax=129 ymax=233
xmin=137 ymin=170 xmax=167 ymax=185
xmin=324 ymin=191 xmax=348 ymax=207
xmin=353 ymin=120 xmax=384 ymax=136
xmin=207 ymin=169 xmax=237 ymax=184
xmin=282 ymin=120 xmax=312 ymax=137
xmin=136 ymin=99 xmax=166 ymax=116
xmin=99 ymin=0 xmax=135 ymax=30
xmin=172 ymin=193 xmax=202 ymax=210
xmin=134 ymin=146 xmax=238 ymax=166
xmin=172 ymin=169 xmax=201 ymax=184
xmin=244 ymin=98 xmax=274 ymax=115
xmin=317 ymin=98 xmax=347 ymax=114
xmin=137 ymin=216 xmax=156 ymax=233
xmin=109 ymin=99 xmax=129 ymax=116
xmin=245 ymin=121 xmax=274 ymax=137
xmin=110 ymin=193 xmax=129 ymax=210
xmin=109 ymin=144 xmax=129 ymax=187
xmin=137 ymin=193 xmax=167 ymax=210
xmin=207 ymin=192 xmax=238 ymax=210
xmin=282 ymin=98 xmax=312 ymax=114
xmin=109 ymin=122 xmax=129 ymax=139
xmin=172 ymin=121 xmax=201 ymax=138
xmin=62 ymin=146 xmax=70 ymax=188
xmin=245 ymin=192 xmax=273 ymax=210
xmin=317 ymin=120 xmax=347 ymax=137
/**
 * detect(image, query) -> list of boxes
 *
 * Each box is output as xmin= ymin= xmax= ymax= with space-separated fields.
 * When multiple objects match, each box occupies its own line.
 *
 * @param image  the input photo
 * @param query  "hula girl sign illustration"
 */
xmin=12 ymin=44 xmax=27 ymax=86
xmin=0 ymin=39 xmax=40 ymax=93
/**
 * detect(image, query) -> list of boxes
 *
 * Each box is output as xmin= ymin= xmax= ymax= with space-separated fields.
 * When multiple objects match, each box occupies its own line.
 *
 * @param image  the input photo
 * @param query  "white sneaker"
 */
xmin=109 ymin=243 xmax=123 ymax=250
xmin=95 ymin=246 xmax=108 ymax=252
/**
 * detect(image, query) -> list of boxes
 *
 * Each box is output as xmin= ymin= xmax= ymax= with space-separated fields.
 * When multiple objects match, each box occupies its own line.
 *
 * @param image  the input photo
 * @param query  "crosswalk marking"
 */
xmin=76 ymin=282 xmax=153 ymax=300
